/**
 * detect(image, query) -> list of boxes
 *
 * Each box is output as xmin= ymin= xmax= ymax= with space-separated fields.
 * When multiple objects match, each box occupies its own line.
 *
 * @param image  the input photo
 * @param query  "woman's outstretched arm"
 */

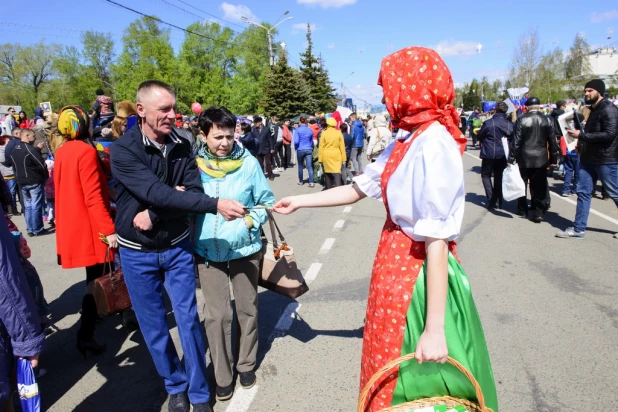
xmin=415 ymin=237 xmax=449 ymax=364
xmin=271 ymin=183 xmax=366 ymax=215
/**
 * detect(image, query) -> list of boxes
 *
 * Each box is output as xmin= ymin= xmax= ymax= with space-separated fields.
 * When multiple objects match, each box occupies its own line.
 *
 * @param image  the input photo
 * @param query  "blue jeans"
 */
xmin=21 ymin=184 xmax=44 ymax=234
xmin=120 ymin=238 xmax=210 ymax=403
xmin=573 ymin=163 xmax=618 ymax=232
xmin=4 ymin=178 xmax=17 ymax=208
xmin=297 ymin=149 xmax=314 ymax=184
xmin=562 ymin=153 xmax=580 ymax=195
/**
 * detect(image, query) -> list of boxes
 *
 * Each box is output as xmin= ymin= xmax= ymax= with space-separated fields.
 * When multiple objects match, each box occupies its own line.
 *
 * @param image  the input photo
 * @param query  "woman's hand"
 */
xmin=271 ymin=197 xmax=300 ymax=215
xmin=106 ymin=233 xmax=119 ymax=249
xmin=414 ymin=329 xmax=448 ymax=364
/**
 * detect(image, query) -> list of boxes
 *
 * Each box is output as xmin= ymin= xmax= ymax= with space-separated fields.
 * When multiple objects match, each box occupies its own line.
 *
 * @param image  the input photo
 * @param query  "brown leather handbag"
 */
xmin=259 ymin=210 xmax=309 ymax=300
xmin=93 ymin=249 xmax=132 ymax=316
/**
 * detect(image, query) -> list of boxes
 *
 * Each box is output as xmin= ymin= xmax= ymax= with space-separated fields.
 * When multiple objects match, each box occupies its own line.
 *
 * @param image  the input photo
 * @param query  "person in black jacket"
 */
xmin=478 ymin=102 xmax=513 ymax=209
xmin=110 ymin=80 xmax=246 ymax=412
xmin=556 ymin=79 xmax=618 ymax=239
xmin=251 ymin=116 xmax=275 ymax=180
xmin=508 ymin=97 xmax=559 ymax=223
xmin=8 ymin=129 xmax=50 ymax=236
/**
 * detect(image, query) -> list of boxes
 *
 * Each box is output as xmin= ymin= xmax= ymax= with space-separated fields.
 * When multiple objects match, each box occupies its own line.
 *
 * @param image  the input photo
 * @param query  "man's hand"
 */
xmin=567 ymin=129 xmax=581 ymax=138
xmin=106 ymin=233 xmax=118 ymax=249
xmin=37 ymin=142 xmax=44 ymax=149
xmin=175 ymin=186 xmax=185 ymax=191
xmin=270 ymin=150 xmax=275 ymax=153
xmin=23 ymin=353 xmax=40 ymax=369
xmin=217 ymin=199 xmax=247 ymax=221
xmin=133 ymin=210 xmax=153 ymax=231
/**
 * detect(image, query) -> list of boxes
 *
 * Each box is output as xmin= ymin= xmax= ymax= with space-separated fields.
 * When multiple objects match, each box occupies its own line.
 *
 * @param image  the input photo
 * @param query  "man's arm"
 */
xmin=110 ymin=141 xmax=218 ymax=214
xmin=509 ymin=118 xmax=523 ymax=163
xmin=581 ymin=106 xmax=618 ymax=143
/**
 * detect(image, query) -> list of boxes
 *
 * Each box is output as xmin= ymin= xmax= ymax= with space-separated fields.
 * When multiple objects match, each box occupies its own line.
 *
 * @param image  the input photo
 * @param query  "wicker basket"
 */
xmin=357 ymin=353 xmax=494 ymax=412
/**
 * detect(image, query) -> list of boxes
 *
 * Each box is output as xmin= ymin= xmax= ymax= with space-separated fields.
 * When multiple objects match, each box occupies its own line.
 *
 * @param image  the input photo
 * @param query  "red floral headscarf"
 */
xmin=378 ymin=47 xmax=467 ymax=154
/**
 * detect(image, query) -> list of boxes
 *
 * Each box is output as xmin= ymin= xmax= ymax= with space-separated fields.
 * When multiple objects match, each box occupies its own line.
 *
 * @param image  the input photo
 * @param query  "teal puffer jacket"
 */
xmin=193 ymin=149 xmax=275 ymax=263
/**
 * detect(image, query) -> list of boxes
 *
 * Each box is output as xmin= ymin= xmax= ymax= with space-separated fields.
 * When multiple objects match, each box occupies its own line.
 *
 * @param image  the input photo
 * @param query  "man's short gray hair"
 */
xmin=136 ymin=80 xmax=175 ymax=103
xmin=527 ymin=105 xmax=541 ymax=111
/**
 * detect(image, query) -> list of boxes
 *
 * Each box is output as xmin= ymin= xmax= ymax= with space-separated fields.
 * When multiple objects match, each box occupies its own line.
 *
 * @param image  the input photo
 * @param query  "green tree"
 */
xmin=531 ymin=48 xmax=565 ymax=104
xmin=462 ymin=79 xmax=482 ymax=110
xmin=299 ymin=24 xmax=336 ymax=113
xmin=176 ymin=22 xmax=235 ymax=113
xmin=509 ymin=28 xmax=541 ymax=88
xmin=112 ymin=17 xmax=177 ymax=102
xmin=262 ymin=50 xmax=311 ymax=118
xmin=227 ymin=26 xmax=272 ymax=114
xmin=82 ymin=31 xmax=115 ymax=86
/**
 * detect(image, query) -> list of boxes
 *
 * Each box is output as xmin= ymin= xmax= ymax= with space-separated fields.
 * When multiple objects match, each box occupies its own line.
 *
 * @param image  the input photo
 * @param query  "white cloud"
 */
xmin=327 ymin=43 xmax=335 ymax=50
xmin=297 ymin=0 xmax=357 ymax=8
xmin=590 ymin=10 xmax=618 ymax=23
xmin=433 ymin=40 xmax=479 ymax=57
xmin=291 ymin=23 xmax=317 ymax=34
xmin=220 ymin=3 xmax=258 ymax=23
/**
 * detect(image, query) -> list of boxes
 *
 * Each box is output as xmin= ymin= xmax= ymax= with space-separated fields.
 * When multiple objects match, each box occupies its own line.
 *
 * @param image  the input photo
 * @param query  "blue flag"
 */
xmin=17 ymin=358 xmax=41 ymax=412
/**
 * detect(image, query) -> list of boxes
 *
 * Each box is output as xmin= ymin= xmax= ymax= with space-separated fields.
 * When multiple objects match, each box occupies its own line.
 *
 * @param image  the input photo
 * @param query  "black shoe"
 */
xmin=516 ymin=210 xmax=527 ymax=218
xmin=486 ymin=203 xmax=496 ymax=210
xmin=532 ymin=215 xmax=543 ymax=223
xmin=268 ymin=176 xmax=275 ymax=181
xmin=33 ymin=228 xmax=53 ymax=237
xmin=192 ymin=402 xmax=213 ymax=412
xmin=122 ymin=309 xmax=139 ymax=332
xmin=215 ymin=383 xmax=234 ymax=401
xmin=239 ymin=371 xmax=256 ymax=389
xmin=27 ymin=232 xmax=34 ymax=237
xmin=76 ymin=337 xmax=106 ymax=359
xmin=168 ymin=392 xmax=189 ymax=412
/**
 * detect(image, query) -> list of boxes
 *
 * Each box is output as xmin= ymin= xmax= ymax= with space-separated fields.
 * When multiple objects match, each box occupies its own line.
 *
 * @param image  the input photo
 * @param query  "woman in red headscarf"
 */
xmin=273 ymin=47 xmax=498 ymax=411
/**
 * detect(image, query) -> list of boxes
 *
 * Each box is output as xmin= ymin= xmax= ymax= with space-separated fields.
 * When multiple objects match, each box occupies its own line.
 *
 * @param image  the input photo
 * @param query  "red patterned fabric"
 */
xmin=377 ymin=47 xmax=467 ymax=154
xmin=359 ymin=132 xmax=458 ymax=411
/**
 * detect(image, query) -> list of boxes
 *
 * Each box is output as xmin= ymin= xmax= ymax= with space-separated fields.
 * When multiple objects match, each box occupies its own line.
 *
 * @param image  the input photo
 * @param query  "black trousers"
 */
xmin=257 ymin=153 xmax=273 ymax=177
xmin=283 ymin=143 xmax=291 ymax=168
xmin=481 ymin=158 xmax=507 ymax=207
xmin=273 ymin=142 xmax=284 ymax=168
xmin=324 ymin=173 xmax=342 ymax=189
xmin=518 ymin=167 xmax=550 ymax=216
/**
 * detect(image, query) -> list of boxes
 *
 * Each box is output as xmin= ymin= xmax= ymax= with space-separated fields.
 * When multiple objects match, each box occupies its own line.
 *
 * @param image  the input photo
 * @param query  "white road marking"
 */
xmin=304 ymin=262 xmax=322 ymax=284
xmin=333 ymin=220 xmax=345 ymax=230
xmin=224 ymin=385 xmax=258 ymax=412
xmin=319 ymin=238 xmax=336 ymax=254
xmin=464 ymin=151 xmax=618 ymax=226
xmin=343 ymin=206 xmax=352 ymax=213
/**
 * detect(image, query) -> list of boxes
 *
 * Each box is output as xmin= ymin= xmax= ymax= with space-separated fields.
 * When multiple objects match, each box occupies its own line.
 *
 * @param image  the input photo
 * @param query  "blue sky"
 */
xmin=3 ymin=0 xmax=618 ymax=105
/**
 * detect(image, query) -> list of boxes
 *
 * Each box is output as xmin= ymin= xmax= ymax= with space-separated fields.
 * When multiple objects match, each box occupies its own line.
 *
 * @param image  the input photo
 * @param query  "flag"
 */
xmin=17 ymin=358 xmax=41 ymax=412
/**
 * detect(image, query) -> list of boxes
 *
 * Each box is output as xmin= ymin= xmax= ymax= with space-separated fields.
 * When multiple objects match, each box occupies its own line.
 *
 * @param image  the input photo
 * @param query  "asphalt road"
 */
xmin=13 ymin=143 xmax=618 ymax=412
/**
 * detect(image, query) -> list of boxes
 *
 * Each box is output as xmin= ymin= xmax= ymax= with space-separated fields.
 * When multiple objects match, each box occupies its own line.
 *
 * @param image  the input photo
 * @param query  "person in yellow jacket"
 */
xmin=318 ymin=117 xmax=346 ymax=189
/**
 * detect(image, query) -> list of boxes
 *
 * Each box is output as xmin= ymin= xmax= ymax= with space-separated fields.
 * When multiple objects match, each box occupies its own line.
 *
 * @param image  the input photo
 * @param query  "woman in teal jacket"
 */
xmin=193 ymin=107 xmax=274 ymax=402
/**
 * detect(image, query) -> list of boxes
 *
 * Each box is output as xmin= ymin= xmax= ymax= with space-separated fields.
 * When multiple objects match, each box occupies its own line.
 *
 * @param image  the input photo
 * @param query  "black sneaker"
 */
xmin=33 ymin=228 xmax=53 ymax=237
xmin=192 ymin=402 xmax=213 ymax=412
xmin=215 ymin=383 xmax=234 ymax=401
xmin=239 ymin=371 xmax=256 ymax=389
xmin=168 ymin=392 xmax=189 ymax=412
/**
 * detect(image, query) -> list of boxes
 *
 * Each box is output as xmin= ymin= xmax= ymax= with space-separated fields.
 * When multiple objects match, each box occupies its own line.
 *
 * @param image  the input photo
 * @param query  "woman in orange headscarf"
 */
xmin=273 ymin=47 xmax=498 ymax=411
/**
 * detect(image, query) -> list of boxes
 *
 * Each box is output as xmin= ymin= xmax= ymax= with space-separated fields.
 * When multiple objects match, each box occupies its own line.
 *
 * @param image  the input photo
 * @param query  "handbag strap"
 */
xmin=266 ymin=209 xmax=286 ymax=244
xmin=102 ymin=248 xmax=117 ymax=280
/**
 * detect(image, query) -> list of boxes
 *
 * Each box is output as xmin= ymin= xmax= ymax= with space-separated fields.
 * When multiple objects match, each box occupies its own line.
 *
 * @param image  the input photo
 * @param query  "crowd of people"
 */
xmin=0 ymin=49 xmax=616 ymax=412
xmin=469 ymin=79 xmax=618 ymax=238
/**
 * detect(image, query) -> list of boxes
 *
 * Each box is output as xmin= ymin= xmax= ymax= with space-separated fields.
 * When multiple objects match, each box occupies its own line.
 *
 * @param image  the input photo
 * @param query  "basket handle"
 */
xmin=357 ymin=353 xmax=487 ymax=412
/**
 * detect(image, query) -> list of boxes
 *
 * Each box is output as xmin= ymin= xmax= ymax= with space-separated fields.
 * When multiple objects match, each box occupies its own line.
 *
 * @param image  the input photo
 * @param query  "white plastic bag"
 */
xmin=502 ymin=164 xmax=526 ymax=201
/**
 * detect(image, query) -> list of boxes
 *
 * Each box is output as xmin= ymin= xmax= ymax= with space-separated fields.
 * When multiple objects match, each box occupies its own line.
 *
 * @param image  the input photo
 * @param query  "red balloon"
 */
xmin=191 ymin=102 xmax=202 ymax=114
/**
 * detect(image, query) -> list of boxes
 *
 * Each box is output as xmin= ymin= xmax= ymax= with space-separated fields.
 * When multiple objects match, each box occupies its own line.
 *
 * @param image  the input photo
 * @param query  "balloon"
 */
xmin=191 ymin=102 xmax=202 ymax=114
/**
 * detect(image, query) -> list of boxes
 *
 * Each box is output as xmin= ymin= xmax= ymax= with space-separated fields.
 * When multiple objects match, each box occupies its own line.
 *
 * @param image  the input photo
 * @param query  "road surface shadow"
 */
xmin=465 ymin=192 xmax=512 ymax=218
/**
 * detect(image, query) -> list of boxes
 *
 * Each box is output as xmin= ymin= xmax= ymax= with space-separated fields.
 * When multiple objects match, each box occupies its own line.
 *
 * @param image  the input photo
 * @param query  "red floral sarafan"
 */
xmin=377 ymin=47 xmax=467 ymax=154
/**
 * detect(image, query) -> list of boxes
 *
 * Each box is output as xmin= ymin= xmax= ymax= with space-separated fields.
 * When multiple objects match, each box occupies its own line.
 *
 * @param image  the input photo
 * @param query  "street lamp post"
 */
xmin=242 ymin=11 xmax=294 ymax=66
xmin=340 ymin=72 xmax=354 ymax=106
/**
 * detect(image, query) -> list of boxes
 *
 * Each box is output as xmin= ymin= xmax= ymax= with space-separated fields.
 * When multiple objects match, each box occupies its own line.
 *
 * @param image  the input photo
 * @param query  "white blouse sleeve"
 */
xmin=389 ymin=129 xmax=465 ymax=241
xmin=352 ymin=140 xmax=396 ymax=201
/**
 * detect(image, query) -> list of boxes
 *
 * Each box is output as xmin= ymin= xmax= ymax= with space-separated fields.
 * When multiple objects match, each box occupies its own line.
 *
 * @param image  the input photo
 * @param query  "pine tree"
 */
xmin=299 ymin=24 xmax=337 ymax=113
xmin=262 ymin=50 xmax=311 ymax=119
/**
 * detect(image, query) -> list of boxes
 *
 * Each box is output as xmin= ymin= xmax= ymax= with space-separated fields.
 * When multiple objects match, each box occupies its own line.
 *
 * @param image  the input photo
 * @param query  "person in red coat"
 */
xmin=54 ymin=106 xmax=118 ymax=358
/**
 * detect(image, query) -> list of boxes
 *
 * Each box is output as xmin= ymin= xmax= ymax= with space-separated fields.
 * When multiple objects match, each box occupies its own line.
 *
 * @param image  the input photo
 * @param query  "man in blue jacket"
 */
xmin=477 ymin=102 xmax=514 ymax=209
xmin=350 ymin=112 xmax=365 ymax=174
xmin=0 ymin=206 xmax=46 ymax=410
xmin=110 ymin=80 xmax=246 ymax=412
